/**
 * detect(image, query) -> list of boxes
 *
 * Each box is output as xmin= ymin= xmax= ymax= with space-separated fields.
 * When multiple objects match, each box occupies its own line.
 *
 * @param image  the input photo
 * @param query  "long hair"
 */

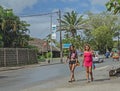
xmin=69 ymin=45 xmax=77 ymax=58
xmin=84 ymin=44 xmax=91 ymax=51
xmin=69 ymin=45 xmax=75 ymax=52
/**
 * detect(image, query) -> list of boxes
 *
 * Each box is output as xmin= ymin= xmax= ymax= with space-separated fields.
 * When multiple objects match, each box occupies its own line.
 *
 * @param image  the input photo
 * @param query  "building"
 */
xmin=29 ymin=38 xmax=60 ymax=58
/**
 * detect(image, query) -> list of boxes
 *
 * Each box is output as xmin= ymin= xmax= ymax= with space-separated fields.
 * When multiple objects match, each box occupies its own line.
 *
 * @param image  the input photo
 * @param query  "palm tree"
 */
xmin=61 ymin=11 xmax=85 ymax=38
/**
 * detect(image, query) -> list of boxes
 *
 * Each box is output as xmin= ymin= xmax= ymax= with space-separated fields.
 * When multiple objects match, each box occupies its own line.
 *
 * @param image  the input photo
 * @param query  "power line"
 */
xmin=19 ymin=11 xmax=59 ymax=17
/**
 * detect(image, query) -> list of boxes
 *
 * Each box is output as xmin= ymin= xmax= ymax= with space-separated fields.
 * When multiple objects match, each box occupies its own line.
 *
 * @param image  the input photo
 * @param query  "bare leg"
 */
xmin=71 ymin=64 xmax=76 ymax=81
xmin=69 ymin=64 xmax=76 ymax=82
xmin=86 ymin=67 xmax=89 ymax=82
xmin=69 ymin=64 xmax=72 ymax=82
xmin=89 ymin=66 xmax=93 ymax=81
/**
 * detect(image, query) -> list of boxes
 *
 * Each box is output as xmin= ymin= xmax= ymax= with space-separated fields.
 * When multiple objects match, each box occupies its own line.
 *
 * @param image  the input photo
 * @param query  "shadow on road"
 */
xmin=76 ymin=79 xmax=87 ymax=82
xmin=0 ymin=76 xmax=8 ymax=79
xmin=94 ymin=78 xmax=110 ymax=82
xmin=76 ymin=78 xmax=110 ymax=82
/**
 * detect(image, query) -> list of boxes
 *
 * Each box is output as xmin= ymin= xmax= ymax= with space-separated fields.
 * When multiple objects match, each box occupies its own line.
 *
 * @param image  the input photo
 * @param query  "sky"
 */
xmin=0 ymin=0 xmax=109 ymax=41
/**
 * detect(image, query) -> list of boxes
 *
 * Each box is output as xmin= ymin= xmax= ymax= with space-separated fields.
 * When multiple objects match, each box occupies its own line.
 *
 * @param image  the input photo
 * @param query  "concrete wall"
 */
xmin=0 ymin=48 xmax=38 ymax=67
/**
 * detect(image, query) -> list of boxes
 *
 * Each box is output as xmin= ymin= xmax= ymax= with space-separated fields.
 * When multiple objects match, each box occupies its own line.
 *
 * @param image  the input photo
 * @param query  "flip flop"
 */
xmin=68 ymin=80 xmax=72 ymax=83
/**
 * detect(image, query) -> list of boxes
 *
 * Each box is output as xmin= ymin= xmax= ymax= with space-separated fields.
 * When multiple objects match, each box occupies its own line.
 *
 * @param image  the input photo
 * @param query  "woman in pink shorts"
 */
xmin=82 ymin=44 xmax=94 ymax=82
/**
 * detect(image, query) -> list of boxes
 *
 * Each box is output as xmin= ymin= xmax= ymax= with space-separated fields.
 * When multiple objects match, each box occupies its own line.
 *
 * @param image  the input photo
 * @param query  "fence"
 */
xmin=0 ymin=48 xmax=38 ymax=67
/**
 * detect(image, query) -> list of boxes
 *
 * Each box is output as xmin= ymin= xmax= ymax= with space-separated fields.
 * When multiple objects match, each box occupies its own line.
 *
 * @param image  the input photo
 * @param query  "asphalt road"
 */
xmin=0 ymin=58 xmax=119 ymax=91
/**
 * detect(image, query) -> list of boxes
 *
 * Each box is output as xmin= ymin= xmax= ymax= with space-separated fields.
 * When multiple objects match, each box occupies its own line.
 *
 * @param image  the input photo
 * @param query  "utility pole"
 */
xmin=50 ymin=13 xmax=53 ymax=62
xmin=118 ymin=30 xmax=120 ymax=50
xmin=58 ymin=9 xmax=63 ymax=63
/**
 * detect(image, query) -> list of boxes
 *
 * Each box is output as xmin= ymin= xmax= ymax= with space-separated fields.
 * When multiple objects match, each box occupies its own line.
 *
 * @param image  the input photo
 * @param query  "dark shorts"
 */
xmin=69 ymin=60 xmax=76 ymax=65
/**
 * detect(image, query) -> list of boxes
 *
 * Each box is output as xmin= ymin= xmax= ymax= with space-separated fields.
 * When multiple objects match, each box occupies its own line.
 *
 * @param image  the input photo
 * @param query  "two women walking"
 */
xmin=66 ymin=44 xmax=94 ymax=83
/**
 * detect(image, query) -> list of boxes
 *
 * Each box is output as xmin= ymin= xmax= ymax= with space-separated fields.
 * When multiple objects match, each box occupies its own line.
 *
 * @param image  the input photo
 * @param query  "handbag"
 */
xmin=76 ymin=59 xmax=80 ymax=66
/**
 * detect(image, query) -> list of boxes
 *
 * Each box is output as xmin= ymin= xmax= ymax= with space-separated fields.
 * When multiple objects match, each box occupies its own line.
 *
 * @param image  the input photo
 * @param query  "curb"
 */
xmin=0 ymin=62 xmax=62 ymax=72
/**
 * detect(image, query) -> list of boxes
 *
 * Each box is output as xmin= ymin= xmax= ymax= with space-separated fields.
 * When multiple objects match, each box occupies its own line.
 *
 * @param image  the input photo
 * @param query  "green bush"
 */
xmin=46 ymin=52 xmax=52 ymax=59
xmin=38 ymin=55 xmax=46 ymax=62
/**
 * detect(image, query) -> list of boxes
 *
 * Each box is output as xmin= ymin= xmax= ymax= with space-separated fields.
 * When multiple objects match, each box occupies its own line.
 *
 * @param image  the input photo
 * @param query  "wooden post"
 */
xmin=4 ymin=48 xmax=6 ymax=67
xmin=16 ymin=48 xmax=19 ymax=65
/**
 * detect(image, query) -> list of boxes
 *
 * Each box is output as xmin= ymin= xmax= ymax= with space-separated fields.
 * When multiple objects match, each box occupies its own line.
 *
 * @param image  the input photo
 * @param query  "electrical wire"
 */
xmin=19 ymin=11 xmax=59 ymax=17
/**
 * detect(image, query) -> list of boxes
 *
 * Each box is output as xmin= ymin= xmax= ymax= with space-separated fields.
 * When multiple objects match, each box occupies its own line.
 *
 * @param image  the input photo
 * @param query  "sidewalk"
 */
xmin=21 ymin=62 xmax=120 ymax=91
xmin=1 ymin=57 xmax=120 ymax=91
xmin=56 ymin=83 xmax=120 ymax=91
xmin=0 ymin=57 xmax=118 ymax=91
xmin=0 ymin=58 xmax=62 ymax=72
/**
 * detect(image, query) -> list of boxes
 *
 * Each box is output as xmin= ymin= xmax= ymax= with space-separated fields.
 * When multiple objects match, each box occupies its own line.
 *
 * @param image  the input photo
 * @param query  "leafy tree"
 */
xmin=83 ymin=12 xmax=119 ymax=53
xmin=0 ymin=6 xmax=30 ymax=48
xmin=91 ymin=26 xmax=113 ymax=53
xmin=106 ymin=0 xmax=120 ymax=14
xmin=62 ymin=34 xmax=84 ymax=56
xmin=0 ymin=34 xmax=3 ymax=47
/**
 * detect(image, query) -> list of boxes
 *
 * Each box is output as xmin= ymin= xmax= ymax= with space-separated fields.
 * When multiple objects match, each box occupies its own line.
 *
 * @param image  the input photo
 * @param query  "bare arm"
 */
xmin=75 ymin=51 xmax=78 ymax=62
xmin=82 ymin=53 xmax=84 ymax=66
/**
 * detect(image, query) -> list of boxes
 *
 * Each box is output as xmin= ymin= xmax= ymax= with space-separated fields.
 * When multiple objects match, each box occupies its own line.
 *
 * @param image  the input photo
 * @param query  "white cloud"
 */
xmin=53 ymin=7 xmax=76 ymax=13
xmin=0 ymin=0 xmax=38 ymax=14
xmin=90 ymin=6 xmax=102 ymax=13
xmin=21 ymin=16 xmax=50 ymax=38
xmin=53 ymin=0 xmax=78 ymax=2
xmin=20 ymin=14 xmax=59 ymax=40
xmin=61 ymin=0 xmax=78 ymax=2
xmin=89 ymin=0 xmax=109 ymax=13
xmin=91 ymin=0 xmax=109 ymax=6
xmin=52 ymin=8 xmax=59 ymax=12
xmin=0 ymin=0 xmax=108 ymax=40
xmin=80 ymin=3 xmax=89 ymax=8
xmin=64 ymin=7 xmax=75 ymax=12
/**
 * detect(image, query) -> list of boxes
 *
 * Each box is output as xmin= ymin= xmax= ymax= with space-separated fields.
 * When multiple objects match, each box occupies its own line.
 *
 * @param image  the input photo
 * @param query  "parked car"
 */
xmin=76 ymin=50 xmax=83 ymax=56
xmin=93 ymin=55 xmax=104 ymax=63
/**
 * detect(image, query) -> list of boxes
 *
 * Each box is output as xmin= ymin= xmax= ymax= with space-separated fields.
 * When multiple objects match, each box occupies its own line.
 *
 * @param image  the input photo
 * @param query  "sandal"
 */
xmin=72 ymin=79 xmax=76 ymax=82
xmin=87 ymin=80 xmax=90 ymax=83
xmin=91 ymin=78 xmax=94 ymax=82
xmin=68 ymin=80 xmax=72 ymax=83
xmin=87 ymin=79 xmax=90 ymax=83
